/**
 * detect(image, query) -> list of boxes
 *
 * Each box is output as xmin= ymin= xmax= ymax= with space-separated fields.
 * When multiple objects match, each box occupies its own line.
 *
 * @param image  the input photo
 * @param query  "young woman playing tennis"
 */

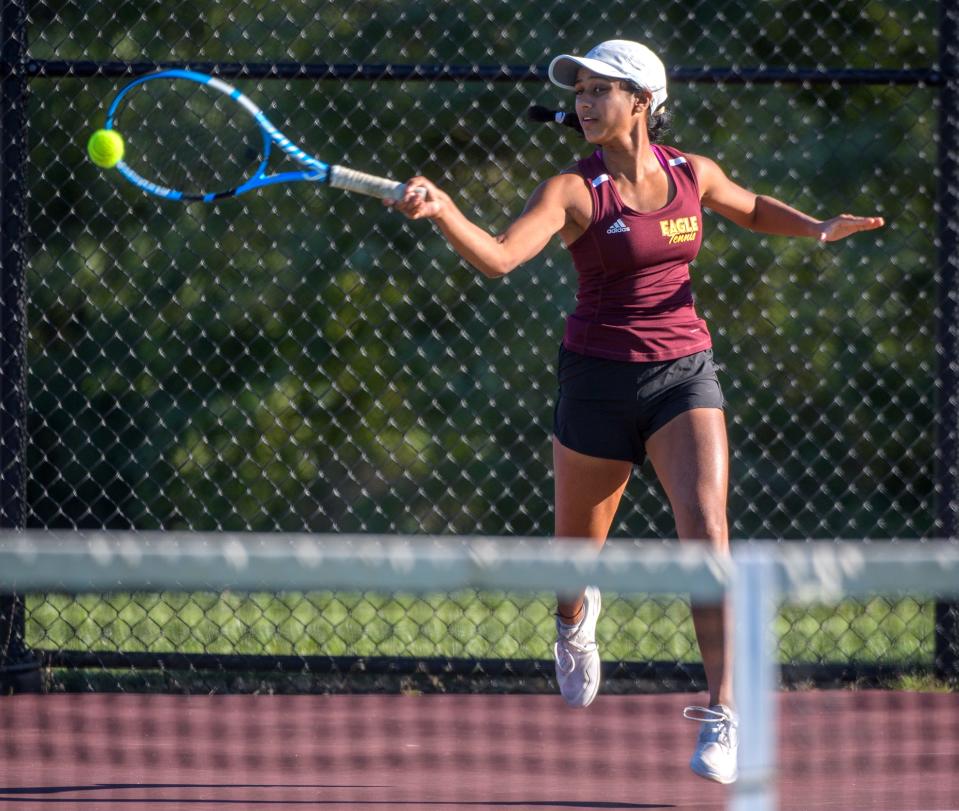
xmin=387 ymin=39 xmax=884 ymax=783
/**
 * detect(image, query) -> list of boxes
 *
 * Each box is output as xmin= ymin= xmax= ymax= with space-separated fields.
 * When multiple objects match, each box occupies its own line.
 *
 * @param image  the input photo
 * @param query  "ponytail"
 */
xmin=647 ymin=107 xmax=672 ymax=144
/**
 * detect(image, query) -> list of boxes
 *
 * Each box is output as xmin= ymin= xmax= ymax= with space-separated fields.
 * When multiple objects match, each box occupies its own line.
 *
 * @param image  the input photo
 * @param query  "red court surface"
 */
xmin=1 ymin=690 xmax=957 ymax=810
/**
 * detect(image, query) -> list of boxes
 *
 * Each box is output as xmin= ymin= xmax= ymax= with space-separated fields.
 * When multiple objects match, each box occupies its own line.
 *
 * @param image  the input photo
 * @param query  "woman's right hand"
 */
xmin=383 ymin=176 xmax=446 ymax=220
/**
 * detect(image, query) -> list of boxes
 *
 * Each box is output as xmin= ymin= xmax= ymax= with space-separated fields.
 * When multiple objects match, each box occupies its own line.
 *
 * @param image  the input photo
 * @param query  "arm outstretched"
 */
xmin=688 ymin=154 xmax=885 ymax=243
xmin=385 ymin=173 xmax=581 ymax=278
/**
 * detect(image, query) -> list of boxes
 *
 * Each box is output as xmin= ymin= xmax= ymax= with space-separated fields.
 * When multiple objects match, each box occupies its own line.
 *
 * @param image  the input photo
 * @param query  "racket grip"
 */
xmin=329 ymin=165 xmax=408 ymax=200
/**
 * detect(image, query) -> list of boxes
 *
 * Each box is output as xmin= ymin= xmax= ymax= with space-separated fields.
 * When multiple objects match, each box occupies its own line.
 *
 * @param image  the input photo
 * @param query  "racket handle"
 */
xmin=329 ymin=165 xmax=407 ymax=200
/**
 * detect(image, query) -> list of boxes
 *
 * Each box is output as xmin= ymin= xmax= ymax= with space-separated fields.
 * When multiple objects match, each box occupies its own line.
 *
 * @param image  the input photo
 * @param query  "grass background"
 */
xmin=27 ymin=592 xmax=935 ymax=665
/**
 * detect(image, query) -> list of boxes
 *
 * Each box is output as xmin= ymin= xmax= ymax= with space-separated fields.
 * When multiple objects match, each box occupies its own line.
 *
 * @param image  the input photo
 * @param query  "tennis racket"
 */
xmin=102 ymin=69 xmax=416 ymax=202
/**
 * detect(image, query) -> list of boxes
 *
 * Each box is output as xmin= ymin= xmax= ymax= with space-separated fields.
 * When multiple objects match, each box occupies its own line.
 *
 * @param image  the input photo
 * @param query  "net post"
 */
xmin=936 ymin=0 xmax=959 ymax=682
xmin=0 ymin=0 xmax=40 ymax=694
xmin=731 ymin=545 xmax=779 ymax=811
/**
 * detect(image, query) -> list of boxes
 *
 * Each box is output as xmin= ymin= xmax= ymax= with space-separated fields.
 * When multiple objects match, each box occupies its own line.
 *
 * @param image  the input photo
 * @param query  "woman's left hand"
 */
xmin=818 ymin=214 xmax=886 ymax=243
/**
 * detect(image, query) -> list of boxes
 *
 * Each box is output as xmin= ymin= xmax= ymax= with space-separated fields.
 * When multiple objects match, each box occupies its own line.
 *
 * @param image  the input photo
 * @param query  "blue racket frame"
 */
xmin=105 ymin=69 xmax=333 ymax=202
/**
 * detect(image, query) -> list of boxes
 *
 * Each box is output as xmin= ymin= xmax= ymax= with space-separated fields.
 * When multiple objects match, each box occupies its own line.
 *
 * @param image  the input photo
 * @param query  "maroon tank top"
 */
xmin=563 ymin=145 xmax=712 ymax=362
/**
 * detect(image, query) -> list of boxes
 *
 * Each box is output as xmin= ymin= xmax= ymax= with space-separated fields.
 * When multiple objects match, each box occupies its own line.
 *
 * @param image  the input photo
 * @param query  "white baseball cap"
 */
xmin=548 ymin=40 xmax=668 ymax=112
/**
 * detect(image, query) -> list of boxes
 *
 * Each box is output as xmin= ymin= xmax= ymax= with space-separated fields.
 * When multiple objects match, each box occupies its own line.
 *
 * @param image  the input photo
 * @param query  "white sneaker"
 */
xmin=684 ymin=704 xmax=739 ymax=784
xmin=553 ymin=586 xmax=601 ymax=708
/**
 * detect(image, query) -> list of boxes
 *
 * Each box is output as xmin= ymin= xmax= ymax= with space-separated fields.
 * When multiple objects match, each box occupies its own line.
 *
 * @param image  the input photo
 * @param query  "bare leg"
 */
xmin=552 ymin=436 xmax=632 ymax=623
xmin=645 ymin=408 xmax=733 ymax=708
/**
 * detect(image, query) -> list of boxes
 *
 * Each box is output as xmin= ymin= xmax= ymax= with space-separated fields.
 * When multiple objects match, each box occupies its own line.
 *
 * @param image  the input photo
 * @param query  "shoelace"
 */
xmin=553 ymin=631 xmax=597 ymax=674
xmin=683 ymin=705 xmax=736 ymax=749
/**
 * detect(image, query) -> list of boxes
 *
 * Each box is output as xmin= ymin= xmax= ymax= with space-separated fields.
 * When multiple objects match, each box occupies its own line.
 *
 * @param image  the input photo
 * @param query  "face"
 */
xmin=573 ymin=67 xmax=647 ymax=142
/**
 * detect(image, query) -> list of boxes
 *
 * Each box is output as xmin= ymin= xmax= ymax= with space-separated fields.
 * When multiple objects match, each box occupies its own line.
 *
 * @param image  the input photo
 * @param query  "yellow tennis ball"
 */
xmin=87 ymin=129 xmax=125 ymax=169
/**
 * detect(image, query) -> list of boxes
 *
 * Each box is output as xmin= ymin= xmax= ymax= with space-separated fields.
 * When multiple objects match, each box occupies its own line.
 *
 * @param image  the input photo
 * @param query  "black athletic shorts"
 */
xmin=552 ymin=344 xmax=725 ymax=465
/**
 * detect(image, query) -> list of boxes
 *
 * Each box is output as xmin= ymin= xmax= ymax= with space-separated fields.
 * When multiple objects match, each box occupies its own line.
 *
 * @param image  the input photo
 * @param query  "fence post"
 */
xmin=0 ymin=0 xmax=40 ymax=693
xmin=936 ymin=0 xmax=959 ymax=681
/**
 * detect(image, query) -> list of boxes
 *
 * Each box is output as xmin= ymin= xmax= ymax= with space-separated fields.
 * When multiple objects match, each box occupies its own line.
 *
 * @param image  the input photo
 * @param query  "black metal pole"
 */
xmin=20 ymin=60 xmax=944 ymax=85
xmin=935 ymin=0 xmax=959 ymax=681
xmin=0 ymin=0 xmax=40 ymax=693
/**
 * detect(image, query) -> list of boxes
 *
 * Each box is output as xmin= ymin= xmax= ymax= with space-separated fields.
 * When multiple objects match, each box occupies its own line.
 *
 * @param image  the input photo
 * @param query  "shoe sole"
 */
xmin=690 ymin=762 xmax=737 ymax=785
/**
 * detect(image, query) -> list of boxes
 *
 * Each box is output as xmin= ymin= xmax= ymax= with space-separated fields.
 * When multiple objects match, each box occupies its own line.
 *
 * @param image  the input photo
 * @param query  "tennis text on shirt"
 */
xmin=563 ymin=145 xmax=712 ymax=362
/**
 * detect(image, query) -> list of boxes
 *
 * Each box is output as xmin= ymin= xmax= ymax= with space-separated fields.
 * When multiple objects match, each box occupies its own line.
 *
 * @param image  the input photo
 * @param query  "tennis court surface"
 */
xmin=1 ymin=533 xmax=958 ymax=810
xmin=3 ymin=691 xmax=958 ymax=810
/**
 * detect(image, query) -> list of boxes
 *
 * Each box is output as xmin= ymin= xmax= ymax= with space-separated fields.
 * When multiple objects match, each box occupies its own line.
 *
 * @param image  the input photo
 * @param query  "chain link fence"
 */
xmin=2 ymin=0 xmax=957 ymax=689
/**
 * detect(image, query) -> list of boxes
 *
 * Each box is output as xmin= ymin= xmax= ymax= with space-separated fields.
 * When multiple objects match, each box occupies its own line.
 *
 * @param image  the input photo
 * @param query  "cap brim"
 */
xmin=547 ymin=54 xmax=630 ymax=89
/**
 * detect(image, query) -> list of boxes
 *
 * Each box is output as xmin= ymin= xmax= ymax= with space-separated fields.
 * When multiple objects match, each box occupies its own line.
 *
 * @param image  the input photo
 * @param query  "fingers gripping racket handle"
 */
xmin=328 ymin=165 xmax=407 ymax=200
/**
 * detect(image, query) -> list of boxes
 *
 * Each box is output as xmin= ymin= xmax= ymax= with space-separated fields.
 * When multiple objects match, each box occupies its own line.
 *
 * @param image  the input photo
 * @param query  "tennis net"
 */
xmin=1 ymin=532 xmax=958 ymax=811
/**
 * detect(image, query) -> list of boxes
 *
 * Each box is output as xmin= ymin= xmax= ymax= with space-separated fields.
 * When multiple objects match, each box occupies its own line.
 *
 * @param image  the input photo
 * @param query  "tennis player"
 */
xmin=387 ymin=39 xmax=883 ymax=784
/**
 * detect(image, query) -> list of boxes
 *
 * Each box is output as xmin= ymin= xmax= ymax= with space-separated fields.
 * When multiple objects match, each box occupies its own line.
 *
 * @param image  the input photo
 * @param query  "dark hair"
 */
xmin=621 ymin=80 xmax=672 ymax=143
xmin=647 ymin=108 xmax=672 ymax=143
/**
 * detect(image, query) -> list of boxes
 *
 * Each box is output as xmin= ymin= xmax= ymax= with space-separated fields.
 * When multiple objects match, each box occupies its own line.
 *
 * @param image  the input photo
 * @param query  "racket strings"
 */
xmin=113 ymin=79 xmax=265 ymax=195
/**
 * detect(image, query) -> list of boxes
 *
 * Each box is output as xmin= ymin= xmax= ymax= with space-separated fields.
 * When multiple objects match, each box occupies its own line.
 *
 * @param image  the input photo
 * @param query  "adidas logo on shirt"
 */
xmin=606 ymin=218 xmax=630 ymax=234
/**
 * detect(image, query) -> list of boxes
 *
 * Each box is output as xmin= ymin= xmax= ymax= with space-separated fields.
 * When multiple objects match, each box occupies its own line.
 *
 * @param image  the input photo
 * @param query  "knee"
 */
xmin=672 ymin=496 xmax=728 ymax=543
